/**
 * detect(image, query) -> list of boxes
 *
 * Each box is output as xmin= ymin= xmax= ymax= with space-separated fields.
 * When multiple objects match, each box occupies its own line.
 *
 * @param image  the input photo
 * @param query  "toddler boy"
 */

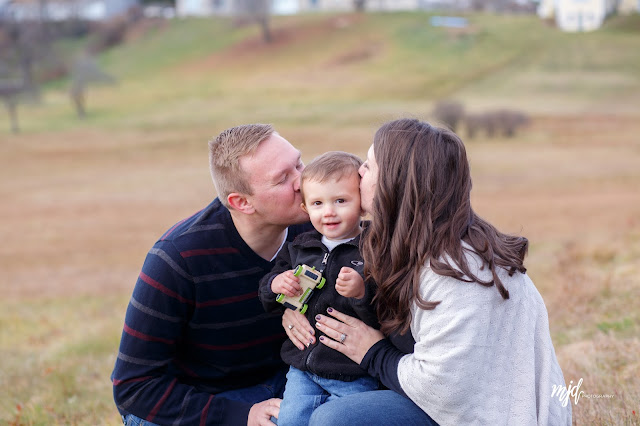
xmin=258 ymin=151 xmax=378 ymax=425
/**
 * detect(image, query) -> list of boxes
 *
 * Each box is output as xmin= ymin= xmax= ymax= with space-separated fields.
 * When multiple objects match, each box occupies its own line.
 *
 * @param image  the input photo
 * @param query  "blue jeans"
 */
xmin=308 ymin=389 xmax=439 ymax=426
xmin=122 ymin=366 xmax=287 ymax=425
xmin=277 ymin=367 xmax=379 ymax=426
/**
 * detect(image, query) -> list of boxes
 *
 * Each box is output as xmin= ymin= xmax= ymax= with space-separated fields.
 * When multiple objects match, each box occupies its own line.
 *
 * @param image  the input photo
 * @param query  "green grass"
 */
xmin=0 ymin=295 xmax=127 ymax=425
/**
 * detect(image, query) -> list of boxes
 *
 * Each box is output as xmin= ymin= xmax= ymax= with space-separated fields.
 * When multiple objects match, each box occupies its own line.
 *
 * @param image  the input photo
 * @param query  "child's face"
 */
xmin=302 ymin=173 xmax=362 ymax=240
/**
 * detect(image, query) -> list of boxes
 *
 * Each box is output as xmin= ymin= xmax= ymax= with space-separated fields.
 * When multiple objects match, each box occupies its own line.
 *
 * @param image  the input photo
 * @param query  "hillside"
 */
xmin=10 ymin=12 xmax=640 ymax=135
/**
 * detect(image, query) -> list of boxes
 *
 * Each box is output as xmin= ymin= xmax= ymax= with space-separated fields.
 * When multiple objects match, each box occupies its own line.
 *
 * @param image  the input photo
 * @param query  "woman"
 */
xmin=283 ymin=118 xmax=571 ymax=425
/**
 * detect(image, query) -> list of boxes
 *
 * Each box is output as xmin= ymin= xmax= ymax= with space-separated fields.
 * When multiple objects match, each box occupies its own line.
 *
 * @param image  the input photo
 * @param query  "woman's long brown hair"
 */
xmin=361 ymin=119 xmax=529 ymax=336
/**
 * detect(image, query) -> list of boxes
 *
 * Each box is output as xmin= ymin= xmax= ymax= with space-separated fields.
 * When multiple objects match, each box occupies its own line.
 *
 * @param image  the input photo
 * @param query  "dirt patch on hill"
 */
xmin=181 ymin=13 xmax=366 ymax=73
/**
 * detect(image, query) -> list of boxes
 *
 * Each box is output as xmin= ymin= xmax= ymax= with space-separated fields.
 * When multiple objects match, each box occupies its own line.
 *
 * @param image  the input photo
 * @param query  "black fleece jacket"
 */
xmin=259 ymin=229 xmax=379 ymax=381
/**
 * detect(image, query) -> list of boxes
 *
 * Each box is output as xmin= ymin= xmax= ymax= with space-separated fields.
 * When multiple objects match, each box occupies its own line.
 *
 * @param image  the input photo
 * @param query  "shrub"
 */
xmin=432 ymin=99 xmax=465 ymax=132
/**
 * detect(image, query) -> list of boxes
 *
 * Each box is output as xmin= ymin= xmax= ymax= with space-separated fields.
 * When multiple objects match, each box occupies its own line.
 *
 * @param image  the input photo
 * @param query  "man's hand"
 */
xmin=247 ymin=398 xmax=281 ymax=426
xmin=271 ymin=270 xmax=302 ymax=297
xmin=335 ymin=267 xmax=365 ymax=299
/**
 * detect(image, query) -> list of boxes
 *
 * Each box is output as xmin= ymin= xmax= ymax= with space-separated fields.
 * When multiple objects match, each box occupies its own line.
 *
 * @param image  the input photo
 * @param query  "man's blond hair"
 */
xmin=208 ymin=124 xmax=275 ymax=208
xmin=300 ymin=151 xmax=362 ymax=203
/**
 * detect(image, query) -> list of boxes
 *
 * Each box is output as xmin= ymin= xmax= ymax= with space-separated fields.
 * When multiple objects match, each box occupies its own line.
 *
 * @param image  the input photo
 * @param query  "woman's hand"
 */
xmin=282 ymin=309 xmax=316 ymax=350
xmin=315 ymin=307 xmax=384 ymax=364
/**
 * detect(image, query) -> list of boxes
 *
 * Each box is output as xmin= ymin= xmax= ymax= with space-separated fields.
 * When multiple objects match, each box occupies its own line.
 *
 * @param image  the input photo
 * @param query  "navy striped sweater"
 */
xmin=111 ymin=198 xmax=312 ymax=425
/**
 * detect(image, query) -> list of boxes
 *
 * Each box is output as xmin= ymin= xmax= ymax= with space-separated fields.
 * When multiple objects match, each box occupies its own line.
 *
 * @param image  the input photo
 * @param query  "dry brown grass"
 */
xmin=1 ymin=112 xmax=639 ymax=424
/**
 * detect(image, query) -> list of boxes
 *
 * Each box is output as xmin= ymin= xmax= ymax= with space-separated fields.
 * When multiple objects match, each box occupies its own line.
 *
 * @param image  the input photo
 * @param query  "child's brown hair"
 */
xmin=300 ymin=151 xmax=362 ymax=203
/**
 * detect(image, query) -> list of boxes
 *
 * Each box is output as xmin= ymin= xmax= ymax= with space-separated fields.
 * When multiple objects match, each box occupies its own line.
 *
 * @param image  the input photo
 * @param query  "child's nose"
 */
xmin=323 ymin=205 xmax=336 ymax=216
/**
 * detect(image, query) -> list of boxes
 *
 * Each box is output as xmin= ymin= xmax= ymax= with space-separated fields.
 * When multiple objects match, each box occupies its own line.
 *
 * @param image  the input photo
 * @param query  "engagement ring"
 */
xmin=288 ymin=324 xmax=294 ymax=330
xmin=340 ymin=333 xmax=347 ymax=343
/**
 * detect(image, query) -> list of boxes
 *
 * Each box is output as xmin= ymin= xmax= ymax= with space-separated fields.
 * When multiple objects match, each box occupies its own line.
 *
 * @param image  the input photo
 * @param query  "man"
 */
xmin=112 ymin=124 xmax=312 ymax=425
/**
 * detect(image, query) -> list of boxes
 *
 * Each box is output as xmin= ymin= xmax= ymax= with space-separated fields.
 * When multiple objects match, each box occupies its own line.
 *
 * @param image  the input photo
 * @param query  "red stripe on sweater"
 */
xmin=160 ymin=209 xmax=203 ymax=241
xmin=161 ymin=218 xmax=188 ymax=241
xmin=174 ymin=360 xmax=200 ymax=378
xmin=124 ymin=323 xmax=175 ymax=345
xmin=112 ymin=375 xmax=152 ymax=386
xmin=139 ymin=272 xmax=195 ymax=305
xmin=181 ymin=247 xmax=239 ymax=258
xmin=196 ymin=291 xmax=258 ymax=308
xmin=200 ymin=395 xmax=214 ymax=426
xmin=148 ymin=378 xmax=177 ymax=422
xmin=193 ymin=333 xmax=286 ymax=351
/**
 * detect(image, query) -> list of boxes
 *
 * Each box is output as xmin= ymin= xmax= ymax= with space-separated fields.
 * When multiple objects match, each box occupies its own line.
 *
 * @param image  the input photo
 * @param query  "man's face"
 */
xmin=302 ymin=173 xmax=362 ymax=241
xmin=240 ymin=133 xmax=309 ymax=226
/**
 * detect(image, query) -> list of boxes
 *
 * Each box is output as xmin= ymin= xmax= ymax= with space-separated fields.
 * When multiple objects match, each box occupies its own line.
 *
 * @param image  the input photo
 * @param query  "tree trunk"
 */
xmin=3 ymin=99 xmax=20 ymax=133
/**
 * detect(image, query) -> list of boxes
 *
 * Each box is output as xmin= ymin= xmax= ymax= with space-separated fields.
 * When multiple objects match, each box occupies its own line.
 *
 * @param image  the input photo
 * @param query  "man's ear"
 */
xmin=227 ymin=193 xmax=255 ymax=214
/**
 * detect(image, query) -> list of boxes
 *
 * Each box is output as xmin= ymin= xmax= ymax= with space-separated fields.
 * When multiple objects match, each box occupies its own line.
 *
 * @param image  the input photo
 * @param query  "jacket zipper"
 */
xmin=306 ymin=247 xmax=333 ymax=373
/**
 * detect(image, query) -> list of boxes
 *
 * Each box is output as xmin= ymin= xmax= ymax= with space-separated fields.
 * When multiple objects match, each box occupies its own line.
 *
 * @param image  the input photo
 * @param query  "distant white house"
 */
xmin=1 ymin=0 xmax=138 ymax=21
xmin=174 ymin=0 xmax=460 ymax=18
xmin=537 ymin=0 xmax=637 ymax=31
xmin=176 ymin=0 xmax=347 ymax=17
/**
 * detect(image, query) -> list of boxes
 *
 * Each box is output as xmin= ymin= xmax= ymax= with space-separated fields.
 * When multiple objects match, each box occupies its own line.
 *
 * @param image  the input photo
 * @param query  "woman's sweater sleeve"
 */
xmin=359 ymin=339 xmax=409 ymax=398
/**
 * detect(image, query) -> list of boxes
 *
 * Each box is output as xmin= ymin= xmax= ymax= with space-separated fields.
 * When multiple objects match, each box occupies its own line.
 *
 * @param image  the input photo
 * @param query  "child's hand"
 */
xmin=336 ymin=267 xmax=365 ymax=299
xmin=271 ymin=270 xmax=302 ymax=297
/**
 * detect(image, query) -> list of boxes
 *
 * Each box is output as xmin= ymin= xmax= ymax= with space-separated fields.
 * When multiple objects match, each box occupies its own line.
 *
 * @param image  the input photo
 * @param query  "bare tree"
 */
xmin=69 ymin=53 xmax=116 ymax=118
xmin=233 ymin=0 xmax=272 ymax=43
xmin=353 ymin=0 xmax=367 ymax=11
xmin=0 ymin=0 xmax=64 ymax=132
xmin=0 ymin=79 xmax=25 ymax=133
xmin=0 ymin=23 xmax=39 ymax=133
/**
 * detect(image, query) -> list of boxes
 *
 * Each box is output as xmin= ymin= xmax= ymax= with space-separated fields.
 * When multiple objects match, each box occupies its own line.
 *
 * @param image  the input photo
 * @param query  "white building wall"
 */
xmin=366 ymin=0 xmax=421 ymax=10
xmin=176 ymin=0 xmax=234 ymax=16
xmin=555 ymin=0 xmax=605 ymax=31
xmin=618 ymin=0 xmax=640 ymax=12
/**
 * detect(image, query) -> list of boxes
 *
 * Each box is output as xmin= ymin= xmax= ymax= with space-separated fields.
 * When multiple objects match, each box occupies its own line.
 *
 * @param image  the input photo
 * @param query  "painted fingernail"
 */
xmin=309 ymin=339 xmax=314 ymax=345
xmin=327 ymin=307 xmax=333 ymax=313
xmin=309 ymin=329 xmax=315 ymax=335
xmin=315 ymin=315 xmax=322 ymax=321
xmin=319 ymin=336 xmax=325 ymax=341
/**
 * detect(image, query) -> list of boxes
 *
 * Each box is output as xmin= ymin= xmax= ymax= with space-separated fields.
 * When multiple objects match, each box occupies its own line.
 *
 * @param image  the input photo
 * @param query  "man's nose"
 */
xmin=292 ymin=171 xmax=301 ymax=192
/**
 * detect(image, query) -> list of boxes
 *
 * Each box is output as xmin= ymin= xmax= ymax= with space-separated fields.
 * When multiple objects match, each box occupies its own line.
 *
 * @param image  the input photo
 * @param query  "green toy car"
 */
xmin=276 ymin=264 xmax=326 ymax=314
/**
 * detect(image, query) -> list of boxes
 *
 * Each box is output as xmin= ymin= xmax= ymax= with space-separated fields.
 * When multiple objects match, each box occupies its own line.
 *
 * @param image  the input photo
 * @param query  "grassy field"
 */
xmin=1 ymin=11 xmax=639 ymax=425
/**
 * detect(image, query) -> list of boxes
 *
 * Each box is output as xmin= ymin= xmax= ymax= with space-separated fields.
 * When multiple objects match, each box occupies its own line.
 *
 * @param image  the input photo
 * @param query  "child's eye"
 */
xmin=336 ymin=199 xmax=345 ymax=204
xmin=312 ymin=201 xmax=322 ymax=206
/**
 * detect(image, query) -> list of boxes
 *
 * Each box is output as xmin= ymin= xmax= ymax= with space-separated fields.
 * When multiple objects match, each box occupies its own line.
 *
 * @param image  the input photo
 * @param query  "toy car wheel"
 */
xmin=316 ymin=277 xmax=326 ymax=289
xmin=293 ymin=265 xmax=303 ymax=277
xmin=300 ymin=304 xmax=308 ymax=315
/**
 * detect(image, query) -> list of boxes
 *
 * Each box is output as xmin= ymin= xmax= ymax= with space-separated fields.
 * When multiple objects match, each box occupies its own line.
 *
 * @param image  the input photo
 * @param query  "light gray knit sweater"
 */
xmin=398 ymin=247 xmax=572 ymax=425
